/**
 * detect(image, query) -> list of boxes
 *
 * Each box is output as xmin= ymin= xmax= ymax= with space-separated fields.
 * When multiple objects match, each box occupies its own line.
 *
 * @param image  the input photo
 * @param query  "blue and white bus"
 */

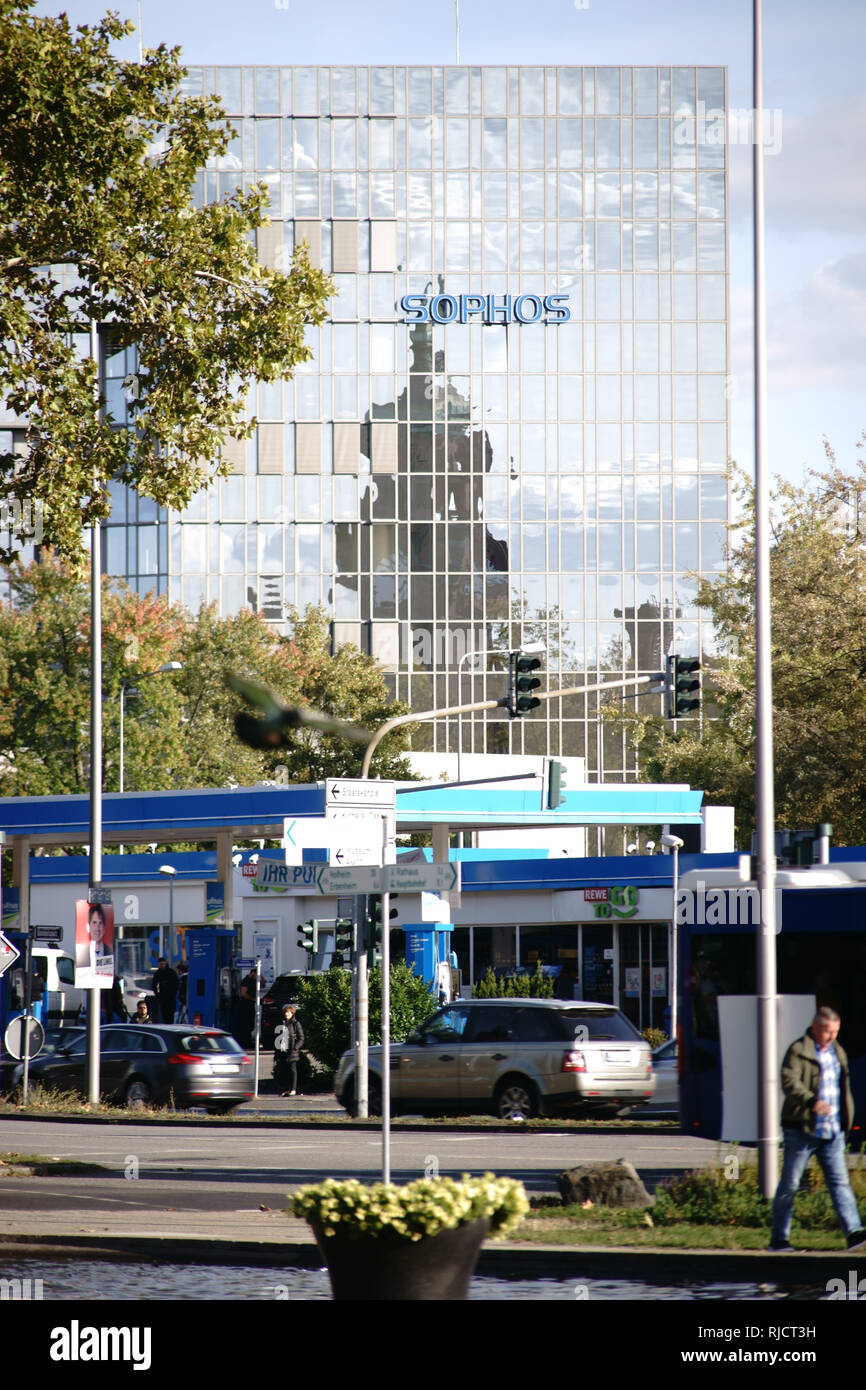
xmin=677 ymin=862 xmax=866 ymax=1142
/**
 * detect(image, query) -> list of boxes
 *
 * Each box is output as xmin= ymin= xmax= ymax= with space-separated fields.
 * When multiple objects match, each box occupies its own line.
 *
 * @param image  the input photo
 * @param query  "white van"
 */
xmin=11 ymin=946 xmax=84 ymax=1026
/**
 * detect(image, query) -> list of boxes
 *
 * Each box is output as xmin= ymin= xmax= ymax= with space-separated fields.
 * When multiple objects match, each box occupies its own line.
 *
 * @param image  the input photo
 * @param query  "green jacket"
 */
xmin=780 ymin=1030 xmax=855 ymax=1134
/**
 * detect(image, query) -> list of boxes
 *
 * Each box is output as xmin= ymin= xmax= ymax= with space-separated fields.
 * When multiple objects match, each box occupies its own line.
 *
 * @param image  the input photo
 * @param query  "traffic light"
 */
xmin=297 ymin=918 xmax=318 ymax=954
xmin=665 ymin=655 xmax=701 ymax=719
xmin=365 ymin=895 xmax=398 ymax=967
xmin=547 ymin=758 xmax=567 ymax=809
xmin=332 ymin=915 xmax=354 ymax=968
xmin=508 ymin=649 xmax=543 ymax=718
xmin=334 ymin=917 xmax=353 ymax=953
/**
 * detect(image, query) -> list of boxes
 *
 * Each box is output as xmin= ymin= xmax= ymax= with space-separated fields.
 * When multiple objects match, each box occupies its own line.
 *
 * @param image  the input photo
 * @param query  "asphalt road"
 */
xmin=0 ymin=1116 xmax=718 ymax=1206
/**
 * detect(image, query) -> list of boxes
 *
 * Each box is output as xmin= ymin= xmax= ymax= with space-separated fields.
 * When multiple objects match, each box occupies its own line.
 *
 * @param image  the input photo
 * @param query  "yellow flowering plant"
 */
xmin=290 ymin=1173 xmax=528 ymax=1242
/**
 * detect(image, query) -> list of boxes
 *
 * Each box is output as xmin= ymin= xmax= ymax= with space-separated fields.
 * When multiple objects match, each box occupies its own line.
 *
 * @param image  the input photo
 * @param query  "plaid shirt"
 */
xmin=814 ymin=1042 xmax=842 ymax=1139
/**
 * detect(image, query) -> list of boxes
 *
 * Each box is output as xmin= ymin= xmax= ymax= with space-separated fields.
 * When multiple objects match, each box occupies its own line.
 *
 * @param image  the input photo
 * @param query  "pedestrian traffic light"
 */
xmin=547 ymin=758 xmax=567 ymax=809
xmin=365 ymin=894 xmax=398 ymax=967
xmin=665 ymin=654 xmax=701 ymax=719
xmin=297 ymin=918 xmax=318 ymax=953
xmin=508 ymin=649 xmax=543 ymax=718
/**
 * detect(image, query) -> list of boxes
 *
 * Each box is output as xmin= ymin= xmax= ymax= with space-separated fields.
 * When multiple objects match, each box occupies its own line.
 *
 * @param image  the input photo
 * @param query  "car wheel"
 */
xmin=125 ymin=1078 xmax=152 ymax=1110
xmin=494 ymin=1077 xmax=538 ymax=1121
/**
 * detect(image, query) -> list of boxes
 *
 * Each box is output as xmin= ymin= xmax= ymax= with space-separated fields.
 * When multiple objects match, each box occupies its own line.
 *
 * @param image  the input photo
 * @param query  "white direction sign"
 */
xmin=314 ymin=862 xmax=461 ymax=896
xmin=390 ymin=862 xmax=461 ymax=894
xmin=0 ymin=930 xmax=20 ymax=977
xmin=315 ymin=865 xmax=382 ymax=896
xmin=283 ymin=817 xmax=380 ymax=867
xmin=325 ymin=778 xmax=396 ymax=809
xmin=328 ymin=844 xmax=382 ymax=868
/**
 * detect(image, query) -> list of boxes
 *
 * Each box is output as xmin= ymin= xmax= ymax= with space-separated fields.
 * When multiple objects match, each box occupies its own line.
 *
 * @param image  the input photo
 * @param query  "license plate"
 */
xmin=605 ymin=1050 xmax=631 ymax=1064
xmin=211 ymin=1063 xmax=239 ymax=1074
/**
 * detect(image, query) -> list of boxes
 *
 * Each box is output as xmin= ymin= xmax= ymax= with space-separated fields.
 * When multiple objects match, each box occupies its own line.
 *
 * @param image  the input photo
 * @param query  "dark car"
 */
xmin=20 ymin=1023 xmax=254 ymax=1113
xmin=260 ymin=973 xmax=309 ymax=1046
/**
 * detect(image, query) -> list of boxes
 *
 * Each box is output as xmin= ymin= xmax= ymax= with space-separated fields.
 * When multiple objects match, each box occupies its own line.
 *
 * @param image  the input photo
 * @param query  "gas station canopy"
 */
xmin=0 ymin=779 xmax=704 ymax=847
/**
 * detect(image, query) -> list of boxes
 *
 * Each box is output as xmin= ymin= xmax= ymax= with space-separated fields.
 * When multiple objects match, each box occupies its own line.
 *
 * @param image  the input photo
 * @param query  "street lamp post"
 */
xmin=158 ymin=864 xmax=176 ymax=972
xmin=661 ymin=833 xmax=684 ymax=1041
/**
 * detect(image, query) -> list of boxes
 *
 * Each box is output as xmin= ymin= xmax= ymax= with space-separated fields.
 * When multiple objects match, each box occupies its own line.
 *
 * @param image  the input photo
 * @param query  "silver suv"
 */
xmin=334 ymin=999 xmax=655 ymax=1120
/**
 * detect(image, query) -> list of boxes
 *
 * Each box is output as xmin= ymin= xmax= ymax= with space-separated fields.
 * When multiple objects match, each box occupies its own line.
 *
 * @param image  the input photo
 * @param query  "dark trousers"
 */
xmin=274 ymin=1054 xmax=297 ymax=1092
xmin=158 ymin=995 xmax=177 ymax=1024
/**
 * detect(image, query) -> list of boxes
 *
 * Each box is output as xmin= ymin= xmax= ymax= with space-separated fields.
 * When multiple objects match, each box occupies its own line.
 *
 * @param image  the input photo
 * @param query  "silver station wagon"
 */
xmin=335 ymin=998 xmax=655 ymax=1120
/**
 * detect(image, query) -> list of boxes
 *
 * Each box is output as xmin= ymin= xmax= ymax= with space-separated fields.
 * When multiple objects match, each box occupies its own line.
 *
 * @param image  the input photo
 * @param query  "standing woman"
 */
xmin=274 ymin=1004 xmax=305 ymax=1097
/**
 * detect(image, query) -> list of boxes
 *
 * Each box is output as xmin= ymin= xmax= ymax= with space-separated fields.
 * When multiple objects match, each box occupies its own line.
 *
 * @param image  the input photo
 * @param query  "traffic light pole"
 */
xmin=359 ymin=674 xmax=665 ymax=778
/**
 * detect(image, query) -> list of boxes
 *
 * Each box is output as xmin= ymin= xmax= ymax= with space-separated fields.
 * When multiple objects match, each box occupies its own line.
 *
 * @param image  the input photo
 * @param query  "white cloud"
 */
xmin=729 ymin=252 xmax=866 ymax=394
xmin=768 ymin=253 xmax=866 ymax=390
xmin=728 ymin=96 xmax=866 ymax=236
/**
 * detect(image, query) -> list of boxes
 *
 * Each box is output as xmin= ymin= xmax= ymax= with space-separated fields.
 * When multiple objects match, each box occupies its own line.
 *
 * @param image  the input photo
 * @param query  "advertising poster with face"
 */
xmin=74 ymin=899 xmax=115 ymax=989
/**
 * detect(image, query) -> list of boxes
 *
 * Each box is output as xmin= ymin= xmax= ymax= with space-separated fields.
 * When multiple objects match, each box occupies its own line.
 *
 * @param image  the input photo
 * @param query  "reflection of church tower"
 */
xmin=357 ymin=285 xmax=507 ymax=752
xmin=614 ymin=598 xmax=681 ymax=672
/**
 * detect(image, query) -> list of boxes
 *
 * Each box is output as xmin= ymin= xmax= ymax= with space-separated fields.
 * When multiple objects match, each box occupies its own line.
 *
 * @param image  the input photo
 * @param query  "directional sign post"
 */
xmin=325 ymin=778 xmax=396 ymax=810
xmin=313 ymin=863 xmax=461 ymax=897
xmin=315 ymin=865 xmax=383 ymax=897
xmin=283 ymin=817 xmax=380 ymax=868
xmin=389 ymin=863 xmax=461 ymax=894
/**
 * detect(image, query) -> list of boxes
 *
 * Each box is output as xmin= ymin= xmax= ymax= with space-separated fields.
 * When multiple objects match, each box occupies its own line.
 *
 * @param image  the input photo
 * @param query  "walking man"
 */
xmin=770 ymin=1006 xmax=866 ymax=1252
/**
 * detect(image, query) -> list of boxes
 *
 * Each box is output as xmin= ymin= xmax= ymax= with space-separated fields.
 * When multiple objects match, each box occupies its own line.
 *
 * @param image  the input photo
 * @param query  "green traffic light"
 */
xmin=674 ymin=656 xmax=701 ymax=717
xmin=547 ymin=758 xmax=567 ymax=808
xmin=508 ymin=649 xmax=544 ymax=719
xmin=296 ymin=918 xmax=318 ymax=953
xmin=334 ymin=915 xmax=353 ymax=953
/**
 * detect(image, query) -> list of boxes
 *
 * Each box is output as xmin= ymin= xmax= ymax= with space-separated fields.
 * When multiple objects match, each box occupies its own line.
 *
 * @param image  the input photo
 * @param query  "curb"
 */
xmin=0 ymin=1107 xmax=682 ymax=1136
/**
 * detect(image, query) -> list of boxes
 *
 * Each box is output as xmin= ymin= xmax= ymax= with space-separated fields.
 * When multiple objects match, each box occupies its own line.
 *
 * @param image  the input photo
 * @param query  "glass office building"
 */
xmin=98 ymin=64 xmax=730 ymax=771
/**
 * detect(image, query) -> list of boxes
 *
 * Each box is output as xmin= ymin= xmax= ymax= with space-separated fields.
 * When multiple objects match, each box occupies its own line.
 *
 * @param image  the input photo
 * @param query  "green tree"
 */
xmin=0 ymin=557 xmax=417 ymax=800
xmin=0 ymin=3 xmax=332 ymax=560
xmin=267 ymin=607 xmax=415 ymax=782
xmin=0 ymin=553 xmax=188 ymax=795
xmin=617 ymin=445 xmax=866 ymax=845
xmin=297 ymin=962 xmax=436 ymax=1073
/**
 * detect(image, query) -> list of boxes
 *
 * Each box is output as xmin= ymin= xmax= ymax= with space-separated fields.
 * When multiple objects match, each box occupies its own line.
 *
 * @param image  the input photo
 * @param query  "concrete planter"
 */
xmin=313 ymin=1217 xmax=490 ymax=1301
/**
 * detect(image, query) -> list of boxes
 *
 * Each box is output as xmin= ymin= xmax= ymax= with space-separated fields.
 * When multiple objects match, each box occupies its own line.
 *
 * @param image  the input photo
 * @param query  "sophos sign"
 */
xmin=400 ymin=292 xmax=570 ymax=325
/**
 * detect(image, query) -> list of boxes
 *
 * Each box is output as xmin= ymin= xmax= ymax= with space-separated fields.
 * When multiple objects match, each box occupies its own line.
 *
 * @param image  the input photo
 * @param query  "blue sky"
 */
xmin=36 ymin=0 xmax=866 ymax=488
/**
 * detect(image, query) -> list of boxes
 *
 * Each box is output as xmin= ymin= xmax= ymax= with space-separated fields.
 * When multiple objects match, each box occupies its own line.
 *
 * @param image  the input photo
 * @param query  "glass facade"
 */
xmin=100 ymin=65 xmax=729 ymax=770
